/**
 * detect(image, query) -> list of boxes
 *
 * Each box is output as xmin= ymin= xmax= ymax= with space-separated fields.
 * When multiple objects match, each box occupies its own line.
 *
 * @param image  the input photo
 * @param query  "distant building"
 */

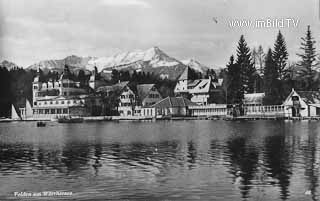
xmin=31 ymin=66 xmax=102 ymax=119
xmin=142 ymin=96 xmax=197 ymax=117
xmin=283 ymin=89 xmax=320 ymax=117
xmin=112 ymin=83 xmax=162 ymax=116
xmin=96 ymin=81 xmax=130 ymax=116
xmin=136 ymin=84 xmax=162 ymax=107
xmin=118 ymin=84 xmax=137 ymax=116
xmin=174 ymin=67 xmax=223 ymax=105
xmin=89 ymin=68 xmax=107 ymax=90
xmin=189 ymin=104 xmax=228 ymax=117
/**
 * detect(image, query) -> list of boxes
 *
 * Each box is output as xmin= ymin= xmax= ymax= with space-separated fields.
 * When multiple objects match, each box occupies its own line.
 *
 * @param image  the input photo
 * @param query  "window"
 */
xmin=61 ymin=101 xmax=64 ymax=104
xmin=74 ymin=100 xmax=77 ymax=104
xmin=292 ymin=96 xmax=299 ymax=101
xmin=57 ymin=109 xmax=61 ymax=114
xmin=44 ymin=101 xmax=47 ymax=105
xmin=50 ymin=109 xmax=55 ymax=114
xmin=63 ymin=109 xmax=68 ymax=114
xmin=33 ymin=86 xmax=38 ymax=89
xmin=67 ymin=101 xmax=70 ymax=104
xmin=50 ymin=101 xmax=53 ymax=105
xmin=64 ymin=92 xmax=67 ymax=96
xmin=45 ymin=109 xmax=49 ymax=114
xmin=34 ymin=102 xmax=37 ymax=106
xmin=55 ymin=101 xmax=59 ymax=104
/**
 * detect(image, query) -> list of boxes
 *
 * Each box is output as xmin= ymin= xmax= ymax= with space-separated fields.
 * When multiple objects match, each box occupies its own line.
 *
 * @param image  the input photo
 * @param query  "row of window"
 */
xmin=120 ymin=94 xmax=159 ymax=100
xmin=33 ymin=108 xmax=69 ymax=115
xmin=120 ymin=94 xmax=134 ymax=99
xmin=148 ymin=94 xmax=160 ymax=99
xmin=35 ymin=100 xmax=84 ymax=106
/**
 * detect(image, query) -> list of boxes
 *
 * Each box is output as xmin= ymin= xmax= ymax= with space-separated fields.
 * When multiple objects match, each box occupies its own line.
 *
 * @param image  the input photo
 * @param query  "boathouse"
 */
xmin=282 ymin=89 xmax=320 ymax=117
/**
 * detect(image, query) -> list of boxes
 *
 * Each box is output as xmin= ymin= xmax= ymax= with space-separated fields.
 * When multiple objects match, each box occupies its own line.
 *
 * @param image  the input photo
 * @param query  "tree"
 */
xmin=273 ymin=31 xmax=288 ymax=80
xmin=257 ymin=45 xmax=265 ymax=76
xmin=252 ymin=46 xmax=265 ymax=76
xmin=263 ymin=49 xmax=281 ymax=104
xmin=111 ymin=69 xmax=120 ymax=83
xmin=78 ymin=70 xmax=87 ymax=87
xmin=236 ymin=35 xmax=256 ymax=94
xmin=0 ymin=67 xmax=13 ymax=117
xmin=297 ymin=25 xmax=317 ymax=90
xmin=226 ymin=55 xmax=243 ymax=104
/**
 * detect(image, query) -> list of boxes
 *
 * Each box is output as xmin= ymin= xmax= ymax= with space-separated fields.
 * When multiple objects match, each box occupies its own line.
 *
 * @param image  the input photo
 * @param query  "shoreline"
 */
xmin=2 ymin=115 xmax=320 ymax=123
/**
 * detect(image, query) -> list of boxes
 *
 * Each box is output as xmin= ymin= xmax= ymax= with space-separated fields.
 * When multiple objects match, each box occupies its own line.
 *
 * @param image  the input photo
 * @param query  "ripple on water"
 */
xmin=1 ymin=121 xmax=320 ymax=200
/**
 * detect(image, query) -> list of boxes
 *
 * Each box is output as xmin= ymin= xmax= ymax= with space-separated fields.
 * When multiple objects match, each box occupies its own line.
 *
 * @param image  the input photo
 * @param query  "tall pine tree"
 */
xmin=297 ymin=25 xmax=317 ymax=90
xmin=257 ymin=45 xmax=265 ymax=76
xmin=263 ymin=48 xmax=281 ymax=104
xmin=236 ymin=35 xmax=256 ymax=94
xmin=273 ymin=31 xmax=288 ymax=80
xmin=226 ymin=55 xmax=242 ymax=104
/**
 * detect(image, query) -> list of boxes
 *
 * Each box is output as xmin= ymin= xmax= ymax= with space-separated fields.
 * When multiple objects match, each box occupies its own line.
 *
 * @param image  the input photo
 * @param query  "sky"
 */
xmin=0 ymin=0 xmax=320 ymax=68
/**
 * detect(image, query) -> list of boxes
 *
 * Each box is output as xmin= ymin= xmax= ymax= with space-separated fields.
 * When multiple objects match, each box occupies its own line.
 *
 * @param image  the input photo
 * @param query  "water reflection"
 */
xmin=301 ymin=124 xmax=320 ymax=201
xmin=0 ymin=121 xmax=320 ymax=200
xmin=264 ymin=134 xmax=292 ymax=200
xmin=225 ymin=136 xmax=259 ymax=199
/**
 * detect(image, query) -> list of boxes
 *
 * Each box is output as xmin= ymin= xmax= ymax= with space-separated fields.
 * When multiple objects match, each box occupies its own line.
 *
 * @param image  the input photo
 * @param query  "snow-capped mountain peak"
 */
xmin=87 ymin=46 xmax=181 ymax=72
xmin=181 ymin=58 xmax=209 ymax=73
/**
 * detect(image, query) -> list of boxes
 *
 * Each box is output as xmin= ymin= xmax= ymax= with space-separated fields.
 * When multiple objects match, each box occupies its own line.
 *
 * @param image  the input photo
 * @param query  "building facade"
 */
xmin=174 ymin=67 xmax=223 ymax=105
xmin=283 ymin=89 xmax=320 ymax=117
xmin=117 ymin=83 xmax=162 ymax=116
xmin=31 ymin=66 xmax=102 ymax=119
xmin=142 ymin=96 xmax=197 ymax=117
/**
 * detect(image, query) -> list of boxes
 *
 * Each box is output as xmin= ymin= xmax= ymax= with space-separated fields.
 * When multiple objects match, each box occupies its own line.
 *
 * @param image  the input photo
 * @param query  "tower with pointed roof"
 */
xmin=174 ymin=66 xmax=189 ymax=94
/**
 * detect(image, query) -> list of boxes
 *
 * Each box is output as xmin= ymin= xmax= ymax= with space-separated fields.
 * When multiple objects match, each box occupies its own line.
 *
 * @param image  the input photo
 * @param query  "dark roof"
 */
xmin=96 ymin=81 xmax=129 ymax=93
xmin=297 ymin=91 xmax=320 ymax=104
xmin=152 ymin=97 xmax=197 ymax=108
xmin=137 ymin=84 xmax=155 ymax=101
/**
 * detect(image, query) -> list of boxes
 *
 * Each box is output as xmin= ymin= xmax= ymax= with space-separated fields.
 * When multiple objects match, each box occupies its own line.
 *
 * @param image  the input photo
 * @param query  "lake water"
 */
xmin=0 ymin=120 xmax=320 ymax=201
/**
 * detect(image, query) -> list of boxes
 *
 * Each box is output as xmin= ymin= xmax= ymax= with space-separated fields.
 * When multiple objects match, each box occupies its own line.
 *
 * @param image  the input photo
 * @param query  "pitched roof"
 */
xmin=152 ymin=97 xmax=197 ymax=108
xmin=188 ymin=78 xmax=212 ymax=93
xmin=297 ymin=91 xmax=320 ymax=104
xmin=136 ymin=84 xmax=155 ymax=101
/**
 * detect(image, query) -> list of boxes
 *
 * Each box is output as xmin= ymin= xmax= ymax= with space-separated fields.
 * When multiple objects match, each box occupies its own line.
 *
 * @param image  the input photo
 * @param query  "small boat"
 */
xmin=58 ymin=116 xmax=84 ymax=123
xmin=36 ymin=121 xmax=46 ymax=127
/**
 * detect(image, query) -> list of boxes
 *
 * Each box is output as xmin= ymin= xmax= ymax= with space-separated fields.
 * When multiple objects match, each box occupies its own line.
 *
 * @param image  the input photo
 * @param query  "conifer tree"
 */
xmin=263 ymin=48 xmax=281 ymax=104
xmin=297 ymin=25 xmax=317 ymax=90
xmin=273 ymin=31 xmax=288 ymax=80
xmin=226 ymin=55 xmax=242 ymax=104
xmin=257 ymin=45 xmax=265 ymax=76
xmin=236 ymin=35 xmax=256 ymax=94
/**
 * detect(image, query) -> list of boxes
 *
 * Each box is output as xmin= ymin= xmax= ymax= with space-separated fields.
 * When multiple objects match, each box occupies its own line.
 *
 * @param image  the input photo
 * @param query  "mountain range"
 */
xmin=0 ymin=60 xmax=20 ymax=70
xmin=2 ymin=47 xmax=211 ymax=80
